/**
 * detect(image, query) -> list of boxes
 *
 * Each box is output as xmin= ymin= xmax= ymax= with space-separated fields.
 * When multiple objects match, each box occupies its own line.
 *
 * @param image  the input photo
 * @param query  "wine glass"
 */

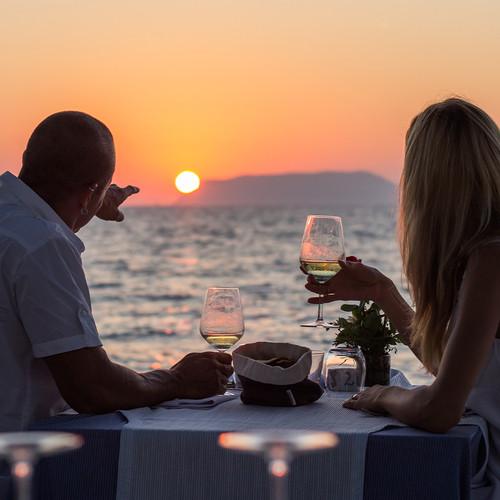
xmin=219 ymin=430 xmax=338 ymax=500
xmin=0 ymin=432 xmax=83 ymax=500
xmin=200 ymin=287 xmax=244 ymax=388
xmin=300 ymin=215 xmax=345 ymax=329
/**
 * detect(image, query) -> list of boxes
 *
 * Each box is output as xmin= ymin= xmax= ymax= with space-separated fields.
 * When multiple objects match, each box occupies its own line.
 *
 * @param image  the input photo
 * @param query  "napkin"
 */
xmin=154 ymin=391 xmax=239 ymax=410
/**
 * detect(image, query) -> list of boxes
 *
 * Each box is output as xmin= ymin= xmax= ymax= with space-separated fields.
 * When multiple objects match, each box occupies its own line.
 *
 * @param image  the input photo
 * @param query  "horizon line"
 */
xmin=201 ymin=168 xmax=397 ymax=183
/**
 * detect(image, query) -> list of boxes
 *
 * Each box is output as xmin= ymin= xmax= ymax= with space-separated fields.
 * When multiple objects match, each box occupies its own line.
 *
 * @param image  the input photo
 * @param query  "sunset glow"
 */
xmin=175 ymin=171 xmax=200 ymax=194
xmin=0 ymin=1 xmax=498 ymax=204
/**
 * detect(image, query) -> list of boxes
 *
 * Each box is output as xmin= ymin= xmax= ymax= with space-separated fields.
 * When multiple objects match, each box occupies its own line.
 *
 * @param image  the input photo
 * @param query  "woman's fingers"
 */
xmin=304 ymin=255 xmax=374 ymax=303
xmin=342 ymin=399 xmax=358 ymax=410
xmin=346 ymin=255 xmax=362 ymax=263
xmin=308 ymin=294 xmax=337 ymax=304
xmin=305 ymin=281 xmax=324 ymax=294
xmin=342 ymin=386 xmax=389 ymax=413
xmin=342 ymin=390 xmax=368 ymax=410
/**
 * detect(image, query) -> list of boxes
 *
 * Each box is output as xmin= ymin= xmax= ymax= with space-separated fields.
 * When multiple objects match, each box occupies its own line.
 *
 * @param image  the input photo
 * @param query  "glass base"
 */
xmin=0 ymin=432 xmax=83 ymax=458
xmin=219 ymin=430 xmax=338 ymax=453
xmin=300 ymin=319 xmax=335 ymax=329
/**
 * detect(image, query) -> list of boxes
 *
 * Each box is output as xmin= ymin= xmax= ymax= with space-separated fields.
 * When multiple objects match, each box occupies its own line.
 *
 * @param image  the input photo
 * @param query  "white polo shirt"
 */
xmin=0 ymin=171 xmax=102 ymax=431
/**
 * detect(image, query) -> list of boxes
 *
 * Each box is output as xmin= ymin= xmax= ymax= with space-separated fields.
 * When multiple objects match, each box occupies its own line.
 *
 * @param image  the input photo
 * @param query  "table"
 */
xmin=12 ymin=411 xmax=482 ymax=500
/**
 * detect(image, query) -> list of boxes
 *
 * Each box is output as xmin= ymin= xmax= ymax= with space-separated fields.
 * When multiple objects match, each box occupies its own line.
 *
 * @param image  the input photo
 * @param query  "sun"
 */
xmin=175 ymin=171 xmax=200 ymax=194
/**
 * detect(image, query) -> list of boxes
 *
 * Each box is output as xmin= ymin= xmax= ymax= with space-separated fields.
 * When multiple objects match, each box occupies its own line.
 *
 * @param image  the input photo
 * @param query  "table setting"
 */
xmin=25 ymin=369 xmax=487 ymax=500
xmin=0 ymin=214 xmax=491 ymax=500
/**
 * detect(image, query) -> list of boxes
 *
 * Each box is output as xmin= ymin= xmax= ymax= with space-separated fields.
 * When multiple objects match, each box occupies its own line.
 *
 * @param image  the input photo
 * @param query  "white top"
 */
xmin=0 ymin=171 xmax=102 ymax=431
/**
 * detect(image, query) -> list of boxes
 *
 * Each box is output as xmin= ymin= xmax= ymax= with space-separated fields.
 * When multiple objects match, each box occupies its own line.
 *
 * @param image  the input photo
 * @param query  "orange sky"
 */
xmin=1 ymin=1 xmax=499 ymax=204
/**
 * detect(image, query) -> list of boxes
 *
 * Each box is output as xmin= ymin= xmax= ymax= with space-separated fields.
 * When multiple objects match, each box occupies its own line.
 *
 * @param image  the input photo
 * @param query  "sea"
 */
xmin=79 ymin=206 xmax=434 ymax=385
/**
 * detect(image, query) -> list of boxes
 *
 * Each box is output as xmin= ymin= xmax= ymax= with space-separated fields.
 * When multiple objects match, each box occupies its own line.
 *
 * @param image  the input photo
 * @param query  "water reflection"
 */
xmin=80 ymin=206 xmax=433 ymax=385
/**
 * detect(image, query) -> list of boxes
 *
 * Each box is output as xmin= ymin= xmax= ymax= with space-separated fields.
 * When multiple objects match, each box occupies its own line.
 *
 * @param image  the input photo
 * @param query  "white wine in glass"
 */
xmin=201 ymin=332 xmax=244 ymax=351
xmin=299 ymin=260 xmax=342 ymax=283
xmin=300 ymin=215 xmax=345 ymax=329
xmin=200 ymin=287 xmax=244 ymax=387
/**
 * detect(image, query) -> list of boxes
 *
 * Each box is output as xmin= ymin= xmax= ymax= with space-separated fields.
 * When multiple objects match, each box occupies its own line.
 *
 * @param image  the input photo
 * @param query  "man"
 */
xmin=0 ymin=111 xmax=232 ymax=431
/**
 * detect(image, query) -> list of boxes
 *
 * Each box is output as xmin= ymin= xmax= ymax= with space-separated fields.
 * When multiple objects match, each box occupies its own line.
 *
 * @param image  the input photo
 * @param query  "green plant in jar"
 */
xmin=334 ymin=301 xmax=403 ymax=385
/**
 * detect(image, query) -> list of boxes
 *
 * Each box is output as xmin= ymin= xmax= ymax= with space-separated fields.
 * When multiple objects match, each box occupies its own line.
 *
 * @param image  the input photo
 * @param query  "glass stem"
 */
xmin=221 ymin=348 xmax=236 ymax=389
xmin=271 ymin=473 xmax=287 ymax=500
xmin=316 ymin=295 xmax=324 ymax=322
xmin=227 ymin=371 xmax=236 ymax=389
xmin=268 ymin=458 xmax=289 ymax=500
xmin=11 ymin=460 xmax=34 ymax=500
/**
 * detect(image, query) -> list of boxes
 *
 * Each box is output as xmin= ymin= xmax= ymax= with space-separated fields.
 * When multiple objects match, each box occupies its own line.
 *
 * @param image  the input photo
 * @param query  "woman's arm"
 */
xmin=305 ymin=260 xmax=420 ymax=360
xmin=344 ymin=244 xmax=500 ymax=433
xmin=375 ymin=281 xmax=422 ymax=364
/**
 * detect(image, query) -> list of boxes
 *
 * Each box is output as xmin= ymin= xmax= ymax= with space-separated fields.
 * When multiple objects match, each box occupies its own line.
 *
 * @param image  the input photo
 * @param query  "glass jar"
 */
xmin=321 ymin=346 xmax=366 ymax=392
xmin=308 ymin=350 xmax=325 ymax=384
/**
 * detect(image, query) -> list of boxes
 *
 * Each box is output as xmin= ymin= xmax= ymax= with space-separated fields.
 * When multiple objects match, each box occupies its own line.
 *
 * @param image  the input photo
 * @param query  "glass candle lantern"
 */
xmin=321 ymin=346 xmax=366 ymax=392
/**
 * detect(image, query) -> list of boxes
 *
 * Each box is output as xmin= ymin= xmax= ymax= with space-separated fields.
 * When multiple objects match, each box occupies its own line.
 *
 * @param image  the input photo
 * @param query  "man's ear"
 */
xmin=78 ymin=186 xmax=94 ymax=212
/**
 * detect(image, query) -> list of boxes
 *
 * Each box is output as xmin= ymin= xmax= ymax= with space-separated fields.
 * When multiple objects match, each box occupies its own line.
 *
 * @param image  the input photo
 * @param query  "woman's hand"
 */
xmin=342 ymin=385 xmax=399 ymax=415
xmin=305 ymin=257 xmax=393 ymax=305
xmin=97 ymin=184 xmax=140 ymax=222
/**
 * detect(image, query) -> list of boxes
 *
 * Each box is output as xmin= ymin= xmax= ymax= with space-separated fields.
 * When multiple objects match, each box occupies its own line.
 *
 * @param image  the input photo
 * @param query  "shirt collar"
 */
xmin=0 ymin=171 xmax=85 ymax=253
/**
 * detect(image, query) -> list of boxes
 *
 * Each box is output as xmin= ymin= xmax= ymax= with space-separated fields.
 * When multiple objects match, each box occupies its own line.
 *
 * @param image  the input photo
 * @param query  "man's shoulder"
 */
xmin=0 ymin=205 xmax=74 ymax=255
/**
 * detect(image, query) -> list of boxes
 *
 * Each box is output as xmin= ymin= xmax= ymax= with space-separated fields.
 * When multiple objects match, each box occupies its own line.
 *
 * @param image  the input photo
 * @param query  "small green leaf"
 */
xmin=340 ymin=304 xmax=357 ymax=312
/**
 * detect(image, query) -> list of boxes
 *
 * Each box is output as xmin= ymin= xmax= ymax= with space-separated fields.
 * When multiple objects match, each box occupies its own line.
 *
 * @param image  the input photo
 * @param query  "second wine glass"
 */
xmin=200 ymin=287 xmax=245 ymax=387
xmin=300 ymin=215 xmax=345 ymax=329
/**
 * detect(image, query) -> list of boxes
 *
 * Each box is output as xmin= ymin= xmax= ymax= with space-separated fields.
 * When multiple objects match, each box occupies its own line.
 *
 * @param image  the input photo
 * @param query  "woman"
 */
xmin=306 ymin=98 xmax=500 ymax=496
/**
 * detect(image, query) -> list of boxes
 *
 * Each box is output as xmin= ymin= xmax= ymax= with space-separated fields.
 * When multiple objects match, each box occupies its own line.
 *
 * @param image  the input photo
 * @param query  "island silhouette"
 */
xmin=175 ymin=171 xmax=396 ymax=207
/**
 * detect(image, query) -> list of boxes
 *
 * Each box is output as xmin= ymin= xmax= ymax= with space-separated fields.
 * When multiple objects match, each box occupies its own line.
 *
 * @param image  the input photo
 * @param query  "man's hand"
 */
xmin=97 ymin=184 xmax=140 ymax=222
xmin=170 ymin=352 xmax=233 ymax=399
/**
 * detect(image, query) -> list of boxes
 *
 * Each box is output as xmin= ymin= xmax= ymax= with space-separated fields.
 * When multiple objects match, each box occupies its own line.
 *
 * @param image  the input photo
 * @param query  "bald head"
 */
xmin=20 ymin=111 xmax=115 ymax=203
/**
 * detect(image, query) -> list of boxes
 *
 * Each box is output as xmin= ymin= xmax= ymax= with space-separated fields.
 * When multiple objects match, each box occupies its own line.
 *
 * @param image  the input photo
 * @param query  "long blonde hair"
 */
xmin=400 ymin=98 xmax=500 ymax=372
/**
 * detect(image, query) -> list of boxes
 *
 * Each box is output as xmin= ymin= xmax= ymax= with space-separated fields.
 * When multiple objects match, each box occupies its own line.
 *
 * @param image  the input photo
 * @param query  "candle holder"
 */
xmin=321 ymin=345 xmax=366 ymax=393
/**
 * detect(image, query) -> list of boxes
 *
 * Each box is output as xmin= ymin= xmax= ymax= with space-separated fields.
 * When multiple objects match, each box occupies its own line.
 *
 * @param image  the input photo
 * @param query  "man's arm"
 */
xmin=44 ymin=347 xmax=232 ymax=414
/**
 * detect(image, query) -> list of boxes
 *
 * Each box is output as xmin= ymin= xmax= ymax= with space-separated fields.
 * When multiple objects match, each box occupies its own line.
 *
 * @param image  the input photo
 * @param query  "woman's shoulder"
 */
xmin=480 ymin=233 xmax=500 ymax=246
xmin=466 ymin=240 xmax=500 ymax=275
xmin=467 ymin=233 xmax=500 ymax=257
